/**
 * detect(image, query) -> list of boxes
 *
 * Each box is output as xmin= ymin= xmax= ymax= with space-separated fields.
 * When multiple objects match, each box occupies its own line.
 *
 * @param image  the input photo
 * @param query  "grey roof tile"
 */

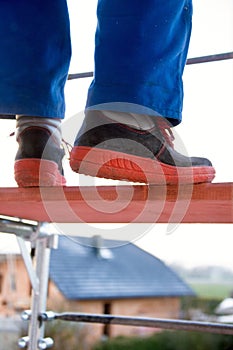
xmin=49 ymin=236 xmax=194 ymax=300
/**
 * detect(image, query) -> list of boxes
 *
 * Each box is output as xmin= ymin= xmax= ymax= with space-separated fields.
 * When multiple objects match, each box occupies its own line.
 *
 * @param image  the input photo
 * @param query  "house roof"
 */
xmin=49 ymin=236 xmax=194 ymax=300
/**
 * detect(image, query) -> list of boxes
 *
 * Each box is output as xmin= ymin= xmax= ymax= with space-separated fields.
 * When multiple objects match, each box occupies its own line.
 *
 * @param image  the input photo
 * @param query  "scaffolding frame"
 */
xmin=1 ymin=211 xmax=233 ymax=349
xmin=0 ymin=218 xmax=57 ymax=349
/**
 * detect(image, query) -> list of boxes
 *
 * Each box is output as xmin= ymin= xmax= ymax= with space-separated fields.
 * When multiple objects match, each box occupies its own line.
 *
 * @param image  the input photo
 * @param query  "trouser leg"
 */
xmin=0 ymin=0 xmax=71 ymax=119
xmin=86 ymin=0 xmax=193 ymax=125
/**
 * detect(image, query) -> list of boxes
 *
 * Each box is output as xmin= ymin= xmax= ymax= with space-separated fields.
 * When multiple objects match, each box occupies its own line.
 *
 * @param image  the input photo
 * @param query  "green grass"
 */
xmin=190 ymin=282 xmax=233 ymax=300
xmin=93 ymin=331 xmax=233 ymax=350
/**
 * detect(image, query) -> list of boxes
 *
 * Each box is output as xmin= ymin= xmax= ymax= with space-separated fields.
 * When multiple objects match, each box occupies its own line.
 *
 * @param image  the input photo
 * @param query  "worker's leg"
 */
xmin=0 ymin=0 xmax=71 ymax=186
xmin=0 ymin=0 xmax=71 ymax=118
xmin=70 ymin=0 xmax=215 ymax=184
xmin=86 ymin=0 xmax=193 ymax=125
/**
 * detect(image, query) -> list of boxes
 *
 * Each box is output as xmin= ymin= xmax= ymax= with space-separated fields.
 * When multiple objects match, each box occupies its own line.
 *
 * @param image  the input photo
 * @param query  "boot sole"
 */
xmin=14 ymin=159 xmax=66 ymax=187
xmin=70 ymin=146 xmax=215 ymax=184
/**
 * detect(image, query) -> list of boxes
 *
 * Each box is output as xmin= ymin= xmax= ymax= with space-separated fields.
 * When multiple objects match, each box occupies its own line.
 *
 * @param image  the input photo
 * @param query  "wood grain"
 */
xmin=0 ymin=183 xmax=232 ymax=223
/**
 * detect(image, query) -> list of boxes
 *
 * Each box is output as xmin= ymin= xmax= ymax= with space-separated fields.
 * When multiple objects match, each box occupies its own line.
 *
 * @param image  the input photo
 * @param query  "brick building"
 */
xmin=0 ymin=235 xmax=194 ymax=344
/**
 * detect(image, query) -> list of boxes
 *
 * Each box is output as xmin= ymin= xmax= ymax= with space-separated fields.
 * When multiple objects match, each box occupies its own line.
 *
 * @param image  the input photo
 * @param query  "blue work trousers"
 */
xmin=0 ymin=0 xmax=192 ymax=125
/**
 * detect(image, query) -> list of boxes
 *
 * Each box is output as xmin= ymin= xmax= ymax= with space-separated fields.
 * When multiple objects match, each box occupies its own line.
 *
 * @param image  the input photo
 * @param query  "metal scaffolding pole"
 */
xmin=40 ymin=312 xmax=233 ymax=335
xmin=67 ymin=51 xmax=233 ymax=81
xmin=27 ymin=237 xmax=51 ymax=350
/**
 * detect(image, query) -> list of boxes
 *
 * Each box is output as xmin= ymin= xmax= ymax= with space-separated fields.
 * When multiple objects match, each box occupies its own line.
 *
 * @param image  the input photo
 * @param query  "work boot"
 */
xmin=70 ymin=110 xmax=215 ymax=184
xmin=15 ymin=126 xmax=66 ymax=187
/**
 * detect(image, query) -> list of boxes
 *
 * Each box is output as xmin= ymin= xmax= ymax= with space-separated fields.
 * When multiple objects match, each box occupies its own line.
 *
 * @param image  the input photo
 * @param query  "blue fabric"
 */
xmin=87 ymin=0 xmax=193 ymax=125
xmin=0 ymin=0 xmax=71 ymax=118
xmin=0 ymin=0 xmax=192 ymax=124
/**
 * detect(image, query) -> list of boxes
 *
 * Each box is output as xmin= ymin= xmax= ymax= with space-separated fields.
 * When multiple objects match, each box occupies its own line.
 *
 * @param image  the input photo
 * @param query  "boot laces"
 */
xmin=156 ymin=118 xmax=175 ymax=148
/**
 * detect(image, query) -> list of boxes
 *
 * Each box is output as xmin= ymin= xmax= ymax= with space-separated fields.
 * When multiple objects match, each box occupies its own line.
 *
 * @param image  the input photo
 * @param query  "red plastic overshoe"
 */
xmin=70 ymin=146 xmax=215 ymax=185
xmin=14 ymin=159 xmax=66 ymax=187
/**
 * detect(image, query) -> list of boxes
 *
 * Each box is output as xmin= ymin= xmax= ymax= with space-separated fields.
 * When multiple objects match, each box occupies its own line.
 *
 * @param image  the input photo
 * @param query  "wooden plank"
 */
xmin=0 ymin=183 xmax=232 ymax=223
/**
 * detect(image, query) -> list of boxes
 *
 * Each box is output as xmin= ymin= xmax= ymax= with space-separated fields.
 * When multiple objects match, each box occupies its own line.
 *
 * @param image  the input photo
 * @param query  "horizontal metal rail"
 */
xmin=40 ymin=312 xmax=233 ymax=335
xmin=68 ymin=51 xmax=233 ymax=80
xmin=0 ymin=216 xmax=38 ymax=240
xmin=68 ymin=71 xmax=93 ymax=80
xmin=186 ymin=51 xmax=233 ymax=65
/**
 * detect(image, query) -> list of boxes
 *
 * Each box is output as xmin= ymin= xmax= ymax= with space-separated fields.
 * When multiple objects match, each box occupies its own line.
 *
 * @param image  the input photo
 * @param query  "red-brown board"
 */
xmin=0 ymin=183 xmax=232 ymax=223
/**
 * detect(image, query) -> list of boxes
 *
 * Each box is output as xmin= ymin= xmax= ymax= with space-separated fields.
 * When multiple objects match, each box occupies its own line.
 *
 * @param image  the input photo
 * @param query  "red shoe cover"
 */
xmin=70 ymin=146 xmax=215 ymax=185
xmin=14 ymin=159 xmax=66 ymax=187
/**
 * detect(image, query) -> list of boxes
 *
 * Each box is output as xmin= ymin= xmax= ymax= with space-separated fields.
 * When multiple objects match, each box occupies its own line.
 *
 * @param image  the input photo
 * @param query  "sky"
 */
xmin=0 ymin=0 xmax=233 ymax=269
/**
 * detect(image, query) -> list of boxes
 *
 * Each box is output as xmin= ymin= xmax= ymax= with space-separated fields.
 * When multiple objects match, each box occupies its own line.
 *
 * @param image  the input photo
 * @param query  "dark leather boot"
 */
xmin=70 ymin=110 xmax=215 ymax=184
xmin=15 ymin=127 xmax=66 ymax=187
